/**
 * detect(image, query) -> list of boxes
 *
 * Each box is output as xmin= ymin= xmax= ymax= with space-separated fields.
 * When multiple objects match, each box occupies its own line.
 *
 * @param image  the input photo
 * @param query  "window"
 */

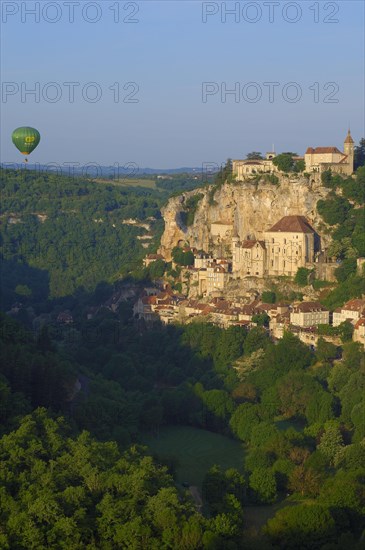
xmin=284 ymin=238 xmax=286 ymax=244
xmin=271 ymin=260 xmax=274 ymax=266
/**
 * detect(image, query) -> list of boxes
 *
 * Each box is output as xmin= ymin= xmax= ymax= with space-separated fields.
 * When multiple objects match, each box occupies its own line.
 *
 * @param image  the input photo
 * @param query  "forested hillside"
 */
xmin=316 ymin=167 xmax=365 ymax=308
xmin=0 ymin=167 xmax=364 ymax=548
xmin=1 ymin=308 xmax=364 ymax=548
xmin=0 ymin=169 xmax=208 ymax=306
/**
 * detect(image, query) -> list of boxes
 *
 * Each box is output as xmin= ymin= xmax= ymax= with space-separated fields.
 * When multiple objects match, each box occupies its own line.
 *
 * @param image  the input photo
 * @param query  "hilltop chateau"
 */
xmin=232 ymin=130 xmax=354 ymax=178
xmin=232 ymin=151 xmax=280 ymax=178
xmin=305 ymin=129 xmax=354 ymax=175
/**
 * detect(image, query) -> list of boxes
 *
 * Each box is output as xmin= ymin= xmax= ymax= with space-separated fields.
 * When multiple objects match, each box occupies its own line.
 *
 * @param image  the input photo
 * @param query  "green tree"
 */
xmin=317 ymin=421 xmax=345 ymax=466
xmin=148 ymin=259 xmax=166 ymax=279
xmin=261 ymin=290 xmax=276 ymax=304
xmin=294 ymin=267 xmax=312 ymax=286
xmin=321 ymin=170 xmax=333 ymax=187
xmin=252 ymin=312 xmax=270 ymax=327
xmin=233 ymin=349 xmax=265 ymax=381
xmin=335 ymin=258 xmax=357 ymax=283
xmin=317 ymin=196 xmax=351 ymax=225
xmin=319 ymin=470 xmax=365 ymax=515
xmin=249 ymin=468 xmax=277 ymax=503
xmin=354 ymin=137 xmax=365 ymax=169
xmin=350 ymin=400 xmax=365 ymax=442
xmin=265 ymin=504 xmax=337 ymax=549
xmin=172 ymin=246 xmax=194 ymax=266
xmin=229 ymin=403 xmax=260 ymax=441
xmin=272 ymin=153 xmax=304 ymax=173
xmin=315 ymin=338 xmax=338 ymax=363
xmin=288 ymin=465 xmax=321 ymax=497
xmin=244 ymin=327 xmax=270 ymax=355
xmin=338 ymin=320 xmax=354 ymax=343
xmin=246 ymin=152 xmax=263 ymax=160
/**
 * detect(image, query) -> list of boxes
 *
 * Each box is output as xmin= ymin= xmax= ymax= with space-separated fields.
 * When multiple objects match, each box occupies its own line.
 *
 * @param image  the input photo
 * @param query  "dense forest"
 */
xmin=1 ymin=308 xmax=365 ymax=548
xmin=0 ymin=167 xmax=364 ymax=548
xmin=316 ymin=167 xmax=365 ymax=309
xmin=0 ymin=168 xmax=209 ymax=306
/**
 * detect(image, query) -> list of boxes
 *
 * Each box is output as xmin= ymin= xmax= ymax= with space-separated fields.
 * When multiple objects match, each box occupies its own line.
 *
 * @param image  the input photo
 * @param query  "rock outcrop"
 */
xmin=159 ymin=175 xmax=331 ymax=261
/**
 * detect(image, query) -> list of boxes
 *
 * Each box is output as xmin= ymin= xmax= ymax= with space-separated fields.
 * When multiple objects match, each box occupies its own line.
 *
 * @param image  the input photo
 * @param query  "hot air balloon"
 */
xmin=12 ymin=127 xmax=41 ymax=162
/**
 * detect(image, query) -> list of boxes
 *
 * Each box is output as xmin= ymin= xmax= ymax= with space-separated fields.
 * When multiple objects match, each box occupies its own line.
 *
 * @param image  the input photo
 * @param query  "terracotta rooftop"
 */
xmin=267 ymin=215 xmax=315 ymax=233
xmin=256 ymin=303 xmax=275 ymax=312
xmin=305 ymin=147 xmax=343 ymax=155
xmin=291 ymin=301 xmax=329 ymax=313
xmin=355 ymin=318 xmax=365 ymax=329
xmin=342 ymin=299 xmax=365 ymax=312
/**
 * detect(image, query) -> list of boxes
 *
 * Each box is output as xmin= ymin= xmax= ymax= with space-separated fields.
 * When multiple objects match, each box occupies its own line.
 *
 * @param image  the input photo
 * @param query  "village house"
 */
xmin=154 ymin=304 xmax=175 ymax=324
xmin=305 ymin=130 xmax=354 ymax=175
xmin=179 ymin=299 xmax=212 ymax=319
xmin=353 ymin=318 xmax=365 ymax=346
xmin=194 ymin=253 xmax=213 ymax=269
xmin=133 ymin=295 xmax=158 ymax=322
xmin=237 ymin=302 xmax=261 ymax=322
xmin=332 ymin=299 xmax=365 ymax=327
xmin=232 ymin=237 xmax=266 ymax=278
xmin=290 ymin=302 xmax=330 ymax=328
xmin=210 ymin=307 xmax=240 ymax=328
xmin=269 ymin=311 xmax=291 ymax=339
xmin=232 ymin=152 xmax=278 ymax=179
xmin=206 ymin=263 xmax=230 ymax=296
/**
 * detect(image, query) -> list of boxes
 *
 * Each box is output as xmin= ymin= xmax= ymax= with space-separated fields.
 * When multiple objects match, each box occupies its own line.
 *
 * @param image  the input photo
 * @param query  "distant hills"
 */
xmin=1 ymin=163 xmax=218 ymax=176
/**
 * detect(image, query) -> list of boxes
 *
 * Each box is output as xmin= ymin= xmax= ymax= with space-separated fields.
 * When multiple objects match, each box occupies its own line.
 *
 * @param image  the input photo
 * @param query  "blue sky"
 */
xmin=1 ymin=0 xmax=364 ymax=168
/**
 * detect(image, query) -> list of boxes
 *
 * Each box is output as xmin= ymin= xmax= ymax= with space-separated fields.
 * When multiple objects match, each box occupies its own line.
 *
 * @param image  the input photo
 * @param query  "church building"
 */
xmin=232 ymin=215 xmax=319 ymax=279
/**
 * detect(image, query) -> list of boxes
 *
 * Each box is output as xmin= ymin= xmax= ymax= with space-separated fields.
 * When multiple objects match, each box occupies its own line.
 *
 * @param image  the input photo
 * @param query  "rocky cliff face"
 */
xmin=159 ymin=175 xmax=331 ymax=261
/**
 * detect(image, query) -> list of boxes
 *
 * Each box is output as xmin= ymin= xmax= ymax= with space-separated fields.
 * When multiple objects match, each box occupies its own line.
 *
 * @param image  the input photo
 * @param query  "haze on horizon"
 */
xmin=1 ymin=0 xmax=364 ymax=168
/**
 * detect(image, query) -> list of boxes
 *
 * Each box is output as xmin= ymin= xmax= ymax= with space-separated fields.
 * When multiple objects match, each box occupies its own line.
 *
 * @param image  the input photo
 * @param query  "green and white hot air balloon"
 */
xmin=12 ymin=127 xmax=41 ymax=161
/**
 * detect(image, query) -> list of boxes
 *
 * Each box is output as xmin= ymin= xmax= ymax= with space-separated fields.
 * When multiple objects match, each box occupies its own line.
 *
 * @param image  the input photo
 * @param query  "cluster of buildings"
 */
xmin=175 ymin=214 xmax=324 ymax=295
xmin=137 ymin=129 xmax=363 ymax=348
xmin=134 ymin=288 xmax=365 ymax=348
xmin=232 ymin=130 xmax=354 ymax=177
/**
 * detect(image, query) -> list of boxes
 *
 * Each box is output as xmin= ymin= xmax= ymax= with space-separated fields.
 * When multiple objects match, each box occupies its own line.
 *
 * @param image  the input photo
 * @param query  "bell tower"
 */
xmin=344 ymin=129 xmax=354 ymax=174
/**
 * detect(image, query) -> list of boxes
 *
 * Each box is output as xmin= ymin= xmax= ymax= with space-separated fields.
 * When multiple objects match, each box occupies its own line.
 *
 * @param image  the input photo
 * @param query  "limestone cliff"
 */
xmin=159 ymin=175 xmax=331 ymax=261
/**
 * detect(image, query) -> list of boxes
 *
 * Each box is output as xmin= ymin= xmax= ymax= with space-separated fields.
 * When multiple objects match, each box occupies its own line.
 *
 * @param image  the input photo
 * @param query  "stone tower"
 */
xmin=344 ymin=129 xmax=354 ymax=174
